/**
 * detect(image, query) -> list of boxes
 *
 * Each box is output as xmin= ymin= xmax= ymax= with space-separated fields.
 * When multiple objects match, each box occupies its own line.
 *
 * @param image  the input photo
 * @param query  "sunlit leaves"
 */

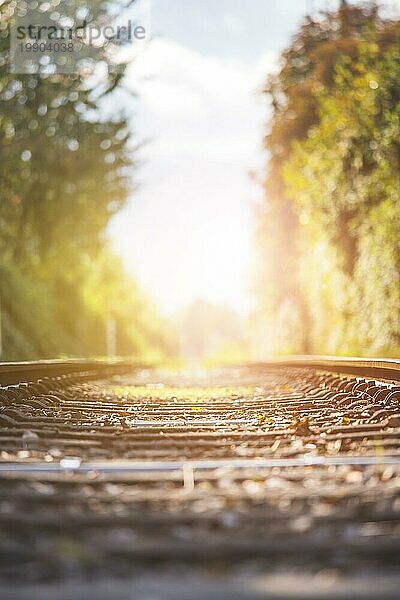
xmin=0 ymin=1 xmax=173 ymax=360
xmin=283 ymin=34 xmax=400 ymax=355
xmin=260 ymin=3 xmax=400 ymax=356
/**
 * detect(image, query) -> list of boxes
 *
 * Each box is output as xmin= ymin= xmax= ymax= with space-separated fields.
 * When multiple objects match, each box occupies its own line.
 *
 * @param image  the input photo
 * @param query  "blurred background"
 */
xmin=1 ymin=0 xmax=400 ymax=362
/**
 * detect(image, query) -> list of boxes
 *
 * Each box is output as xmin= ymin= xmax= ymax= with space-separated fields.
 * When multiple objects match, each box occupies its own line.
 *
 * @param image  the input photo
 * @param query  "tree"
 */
xmin=0 ymin=0 xmax=174 ymax=359
xmin=284 ymin=36 xmax=400 ymax=354
xmin=258 ymin=1 xmax=400 ymax=355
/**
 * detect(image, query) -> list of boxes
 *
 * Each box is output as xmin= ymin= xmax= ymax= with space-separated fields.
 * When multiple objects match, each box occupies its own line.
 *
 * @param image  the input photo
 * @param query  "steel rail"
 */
xmin=1 ymin=356 xmax=400 ymax=387
xmin=0 ymin=358 xmax=137 ymax=386
xmin=1 ymin=454 xmax=399 ymax=474
xmin=250 ymin=356 xmax=400 ymax=381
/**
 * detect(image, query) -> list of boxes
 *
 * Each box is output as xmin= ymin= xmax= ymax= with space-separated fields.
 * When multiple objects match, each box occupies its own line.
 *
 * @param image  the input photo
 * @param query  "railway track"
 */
xmin=0 ymin=358 xmax=399 ymax=599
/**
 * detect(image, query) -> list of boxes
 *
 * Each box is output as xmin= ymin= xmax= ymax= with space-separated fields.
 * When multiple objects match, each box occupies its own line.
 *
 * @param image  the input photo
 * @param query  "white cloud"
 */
xmin=124 ymin=39 xmax=277 ymax=160
xmin=110 ymin=39 xmax=277 ymax=315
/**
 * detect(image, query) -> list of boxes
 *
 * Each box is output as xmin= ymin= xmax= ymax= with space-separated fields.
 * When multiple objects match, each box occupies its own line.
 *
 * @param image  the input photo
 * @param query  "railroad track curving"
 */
xmin=0 ymin=358 xmax=399 ymax=599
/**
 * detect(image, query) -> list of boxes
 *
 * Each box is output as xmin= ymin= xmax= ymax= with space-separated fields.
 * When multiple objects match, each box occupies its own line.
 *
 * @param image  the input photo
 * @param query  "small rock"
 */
xmin=22 ymin=430 xmax=39 ymax=448
xmin=387 ymin=413 xmax=400 ymax=427
xmin=345 ymin=469 xmax=363 ymax=484
xmin=291 ymin=515 xmax=313 ymax=533
xmin=60 ymin=457 xmax=81 ymax=470
xmin=291 ymin=416 xmax=312 ymax=435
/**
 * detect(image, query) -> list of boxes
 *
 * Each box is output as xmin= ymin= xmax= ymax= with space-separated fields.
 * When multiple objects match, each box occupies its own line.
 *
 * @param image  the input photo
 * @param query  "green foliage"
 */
xmin=1 ymin=1 xmax=131 ymax=263
xmin=0 ymin=0 xmax=174 ymax=360
xmin=259 ymin=2 xmax=400 ymax=356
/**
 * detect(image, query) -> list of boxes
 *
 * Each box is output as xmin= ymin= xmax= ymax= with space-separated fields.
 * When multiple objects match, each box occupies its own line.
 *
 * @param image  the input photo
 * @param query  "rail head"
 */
xmin=2 ymin=356 xmax=400 ymax=386
xmin=251 ymin=356 xmax=400 ymax=382
xmin=0 ymin=359 xmax=137 ymax=386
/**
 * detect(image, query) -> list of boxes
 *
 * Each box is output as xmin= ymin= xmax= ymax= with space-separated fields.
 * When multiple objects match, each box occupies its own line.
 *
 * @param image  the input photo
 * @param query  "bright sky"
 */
xmin=108 ymin=0 xmax=398 ymax=317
